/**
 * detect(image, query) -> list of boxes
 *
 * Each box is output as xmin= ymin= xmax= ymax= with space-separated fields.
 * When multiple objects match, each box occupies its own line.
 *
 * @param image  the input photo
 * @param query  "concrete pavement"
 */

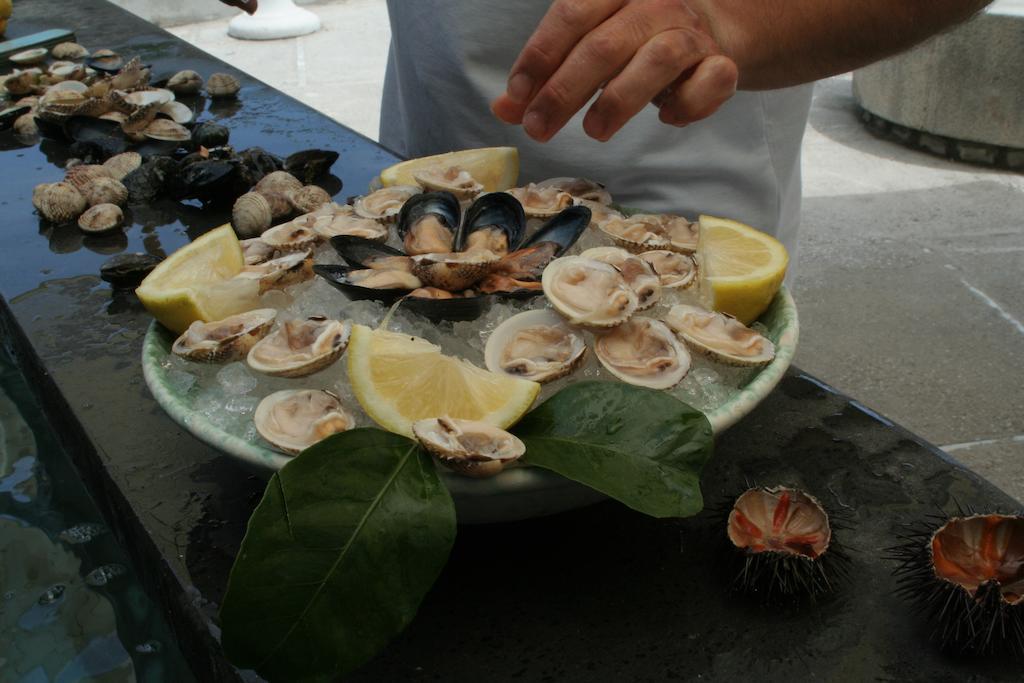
xmin=169 ymin=1 xmax=1024 ymax=501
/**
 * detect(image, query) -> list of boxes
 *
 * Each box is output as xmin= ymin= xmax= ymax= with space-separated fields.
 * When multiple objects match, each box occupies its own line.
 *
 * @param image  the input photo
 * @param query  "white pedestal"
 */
xmin=228 ymin=0 xmax=321 ymax=40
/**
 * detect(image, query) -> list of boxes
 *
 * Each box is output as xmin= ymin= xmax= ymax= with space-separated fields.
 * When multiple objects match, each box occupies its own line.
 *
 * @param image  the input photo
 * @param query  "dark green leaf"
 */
xmin=514 ymin=381 xmax=713 ymax=518
xmin=219 ymin=428 xmax=456 ymax=683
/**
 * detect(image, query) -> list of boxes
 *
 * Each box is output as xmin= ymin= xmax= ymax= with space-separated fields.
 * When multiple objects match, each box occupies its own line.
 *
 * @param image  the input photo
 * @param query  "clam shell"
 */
xmin=51 ymin=42 xmax=90 ymax=60
xmin=13 ymin=113 xmax=38 ymax=137
xmin=593 ymin=317 xmax=691 ymax=389
xmin=254 ymin=170 xmax=303 ymax=197
xmin=246 ymin=317 xmax=352 ymax=378
xmin=239 ymin=251 xmax=315 ymax=293
xmin=231 ymin=192 xmax=273 ymax=238
xmin=103 ymin=152 xmax=142 ymax=181
xmin=260 ymin=222 xmax=320 ymax=253
xmin=158 ymin=100 xmax=193 ymax=124
xmin=3 ymin=71 xmax=39 ymax=97
xmin=143 ymin=118 xmax=190 ymax=142
xmin=78 ymin=203 xmax=124 ymax=234
xmin=288 ymin=185 xmax=332 ymax=214
xmin=506 ymin=183 xmax=573 ymax=219
xmin=166 ymin=70 xmax=203 ymax=95
xmin=261 ymin=191 xmax=295 ymax=220
xmin=37 ymin=182 xmax=88 ymax=223
xmin=580 ymin=246 xmax=662 ymax=311
xmin=484 ymin=308 xmax=587 ymax=384
xmin=10 ymin=48 xmax=48 ymax=67
xmin=64 ymin=164 xmax=113 ymax=192
xmin=82 ymin=177 xmax=129 ymax=207
xmin=411 ymin=251 xmax=500 ymax=290
xmin=206 ymin=72 xmax=240 ymax=98
xmin=542 ymin=256 xmax=638 ymax=327
xmin=355 ymin=185 xmax=421 ymax=223
xmin=412 ymin=417 xmax=525 ymax=478
xmin=254 ymin=390 xmax=354 ymax=455
xmin=172 ymin=309 xmax=277 ymax=363
xmin=662 ymin=304 xmax=775 ymax=367
xmin=32 ymin=183 xmax=55 ymax=212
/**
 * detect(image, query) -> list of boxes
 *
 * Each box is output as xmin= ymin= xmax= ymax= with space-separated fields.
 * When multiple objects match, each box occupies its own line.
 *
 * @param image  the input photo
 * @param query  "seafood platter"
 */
xmin=141 ymin=157 xmax=798 ymax=521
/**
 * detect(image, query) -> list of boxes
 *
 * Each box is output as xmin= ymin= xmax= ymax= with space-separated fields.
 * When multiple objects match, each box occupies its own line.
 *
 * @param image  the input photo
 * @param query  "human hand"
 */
xmin=491 ymin=0 xmax=738 ymax=142
xmin=217 ymin=0 xmax=258 ymax=15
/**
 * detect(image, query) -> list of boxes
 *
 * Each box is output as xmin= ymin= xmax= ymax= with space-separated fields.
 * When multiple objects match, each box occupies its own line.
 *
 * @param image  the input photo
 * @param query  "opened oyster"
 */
xmin=639 ymin=250 xmax=698 ymax=289
xmin=536 ymin=177 xmax=612 ymax=205
xmin=238 ymin=251 xmax=314 ymax=293
xmin=542 ymin=256 xmax=638 ymax=327
xmin=247 ymin=317 xmax=352 ymax=378
xmin=580 ymin=246 xmax=661 ymax=311
xmin=304 ymin=205 xmax=389 ymax=241
xmin=600 ymin=214 xmax=699 ymax=254
xmin=593 ymin=317 xmax=690 ymax=389
xmin=254 ymin=389 xmax=355 ymax=455
xmin=484 ymin=309 xmax=586 ymax=383
xmin=663 ymin=304 xmax=775 ymax=367
xmin=171 ymin=309 xmax=276 ymax=363
xmin=412 ymin=416 xmax=525 ymax=478
xmin=260 ymin=221 xmax=320 ymax=252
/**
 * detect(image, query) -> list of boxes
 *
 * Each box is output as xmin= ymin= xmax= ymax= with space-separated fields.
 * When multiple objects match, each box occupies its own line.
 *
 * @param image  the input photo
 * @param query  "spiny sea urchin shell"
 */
xmin=724 ymin=485 xmax=849 ymax=603
xmin=889 ymin=512 xmax=1024 ymax=655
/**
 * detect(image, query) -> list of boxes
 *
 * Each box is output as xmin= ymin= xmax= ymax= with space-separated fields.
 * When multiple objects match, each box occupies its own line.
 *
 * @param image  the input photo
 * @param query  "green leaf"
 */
xmin=514 ymin=381 xmax=713 ymax=518
xmin=219 ymin=428 xmax=456 ymax=683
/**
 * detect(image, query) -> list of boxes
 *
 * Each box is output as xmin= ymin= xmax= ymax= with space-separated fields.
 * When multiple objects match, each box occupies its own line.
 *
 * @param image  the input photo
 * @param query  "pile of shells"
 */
xmin=32 ymin=159 xmax=133 ymax=233
xmin=231 ymin=169 xmax=335 ymax=237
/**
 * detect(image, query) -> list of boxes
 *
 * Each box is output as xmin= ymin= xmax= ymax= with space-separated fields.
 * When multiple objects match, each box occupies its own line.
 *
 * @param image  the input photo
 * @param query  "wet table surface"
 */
xmin=0 ymin=2 xmax=1020 ymax=681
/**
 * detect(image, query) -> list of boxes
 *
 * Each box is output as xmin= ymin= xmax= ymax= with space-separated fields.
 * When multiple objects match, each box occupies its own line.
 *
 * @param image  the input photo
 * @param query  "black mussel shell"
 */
xmin=85 ymin=54 xmax=125 ymax=74
xmin=520 ymin=205 xmax=591 ymax=256
xmin=329 ymin=236 xmax=406 ymax=270
xmin=0 ymin=106 xmax=31 ymax=131
xmin=313 ymin=264 xmax=410 ymax=305
xmin=122 ymin=156 xmax=183 ymax=203
xmin=396 ymin=191 xmax=461 ymax=242
xmin=100 ymin=253 xmax=162 ymax=287
xmin=34 ymin=115 xmax=70 ymax=141
xmin=134 ymin=138 xmax=186 ymax=159
xmin=177 ymin=160 xmax=247 ymax=203
xmin=456 ymin=192 xmax=527 ymax=253
xmin=403 ymin=294 xmax=490 ymax=323
xmin=284 ymin=149 xmax=339 ymax=184
xmin=238 ymin=146 xmax=284 ymax=186
xmin=191 ymin=121 xmax=230 ymax=149
xmin=64 ymin=115 xmax=129 ymax=157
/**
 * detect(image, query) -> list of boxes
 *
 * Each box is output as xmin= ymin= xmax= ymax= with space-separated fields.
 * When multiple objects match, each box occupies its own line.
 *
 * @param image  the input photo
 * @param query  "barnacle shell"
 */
xmin=78 ymin=203 xmax=124 ymax=234
xmin=82 ymin=177 xmax=129 ymax=207
xmin=254 ymin=170 xmax=303 ymax=197
xmin=52 ymin=42 xmax=90 ymax=60
xmin=231 ymin=192 xmax=273 ymax=238
xmin=37 ymin=182 xmax=88 ymax=223
xmin=288 ymin=185 xmax=332 ymax=214
xmin=206 ymin=72 xmax=241 ymax=98
xmin=166 ymin=70 xmax=203 ymax=95
xmin=102 ymin=152 xmax=142 ymax=181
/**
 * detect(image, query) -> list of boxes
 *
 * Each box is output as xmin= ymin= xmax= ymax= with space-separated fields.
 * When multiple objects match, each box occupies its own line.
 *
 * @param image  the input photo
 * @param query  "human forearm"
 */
xmin=694 ymin=0 xmax=993 ymax=90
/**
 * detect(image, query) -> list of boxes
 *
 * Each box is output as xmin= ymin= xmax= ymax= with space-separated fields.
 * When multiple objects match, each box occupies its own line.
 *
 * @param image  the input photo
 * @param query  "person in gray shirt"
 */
xmin=223 ymin=0 xmax=991 ymax=251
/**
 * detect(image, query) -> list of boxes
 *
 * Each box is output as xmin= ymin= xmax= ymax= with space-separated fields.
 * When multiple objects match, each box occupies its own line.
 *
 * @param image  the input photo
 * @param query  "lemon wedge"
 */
xmin=699 ymin=215 xmax=789 ymax=324
xmin=378 ymin=147 xmax=519 ymax=193
xmin=136 ymin=224 xmax=259 ymax=334
xmin=347 ymin=325 xmax=540 ymax=438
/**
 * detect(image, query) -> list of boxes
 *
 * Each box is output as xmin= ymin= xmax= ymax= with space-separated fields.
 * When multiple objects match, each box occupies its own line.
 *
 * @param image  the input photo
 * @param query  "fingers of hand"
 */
xmin=501 ymin=0 xmax=623 ymax=115
xmin=657 ymin=55 xmax=738 ymax=127
xmin=582 ymin=29 xmax=707 ymax=141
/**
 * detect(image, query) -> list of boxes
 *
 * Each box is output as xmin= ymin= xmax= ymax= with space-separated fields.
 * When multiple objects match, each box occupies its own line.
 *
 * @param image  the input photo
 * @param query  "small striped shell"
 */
xmin=231 ymin=192 xmax=273 ymax=238
xmin=81 ymin=177 xmax=129 ymax=207
xmin=103 ymin=152 xmax=142 ymax=181
xmin=37 ymin=182 xmax=88 ymax=223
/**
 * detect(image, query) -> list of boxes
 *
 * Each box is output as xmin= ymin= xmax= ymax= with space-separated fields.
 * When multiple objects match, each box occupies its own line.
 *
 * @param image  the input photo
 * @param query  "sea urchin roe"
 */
xmin=930 ymin=514 xmax=1024 ymax=603
xmin=728 ymin=487 xmax=831 ymax=559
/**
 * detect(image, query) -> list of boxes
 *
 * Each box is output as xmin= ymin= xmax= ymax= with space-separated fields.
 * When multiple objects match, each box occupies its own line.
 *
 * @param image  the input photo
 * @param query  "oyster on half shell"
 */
xmin=254 ymin=389 xmax=355 ymax=455
xmin=247 ymin=317 xmax=352 ymax=378
xmin=505 ymin=183 xmax=574 ymax=219
xmin=593 ymin=317 xmax=691 ymax=389
xmin=542 ymin=256 xmax=638 ymax=327
xmin=413 ymin=165 xmax=483 ymax=199
xmin=484 ymin=309 xmax=587 ymax=384
xmin=353 ymin=185 xmax=420 ymax=223
xmin=600 ymin=214 xmax=699 ymax=254
xmin=663 ymin=304 xmax=775 ymax=367
xmin=412 ymin=416 xmax=526 ymax=478
xmin=171 ymin=308 xmax=277 ymax=363
xmin=639 ymin=250 xmax=698 ymax=289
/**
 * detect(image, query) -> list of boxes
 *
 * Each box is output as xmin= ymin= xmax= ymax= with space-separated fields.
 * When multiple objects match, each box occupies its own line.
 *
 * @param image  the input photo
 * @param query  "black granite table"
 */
xmin=1 ymin=2 xmax=1020 ymax=681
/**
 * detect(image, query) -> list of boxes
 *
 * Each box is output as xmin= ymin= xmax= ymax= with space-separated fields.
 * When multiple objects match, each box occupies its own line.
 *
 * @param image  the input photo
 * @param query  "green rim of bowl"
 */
xmin=142 ymin=287 xmax=798 ymax=498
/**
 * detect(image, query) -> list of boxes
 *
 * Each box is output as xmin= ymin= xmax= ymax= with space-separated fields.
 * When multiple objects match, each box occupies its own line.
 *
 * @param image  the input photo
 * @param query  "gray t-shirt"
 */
xmin=380 ymin=1 xmax=813 ymax=253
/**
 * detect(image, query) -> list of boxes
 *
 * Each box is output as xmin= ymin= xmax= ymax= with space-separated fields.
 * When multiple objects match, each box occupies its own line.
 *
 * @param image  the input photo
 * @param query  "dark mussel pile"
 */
xmin=315 ymin=191 xmax=590 ymax=322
